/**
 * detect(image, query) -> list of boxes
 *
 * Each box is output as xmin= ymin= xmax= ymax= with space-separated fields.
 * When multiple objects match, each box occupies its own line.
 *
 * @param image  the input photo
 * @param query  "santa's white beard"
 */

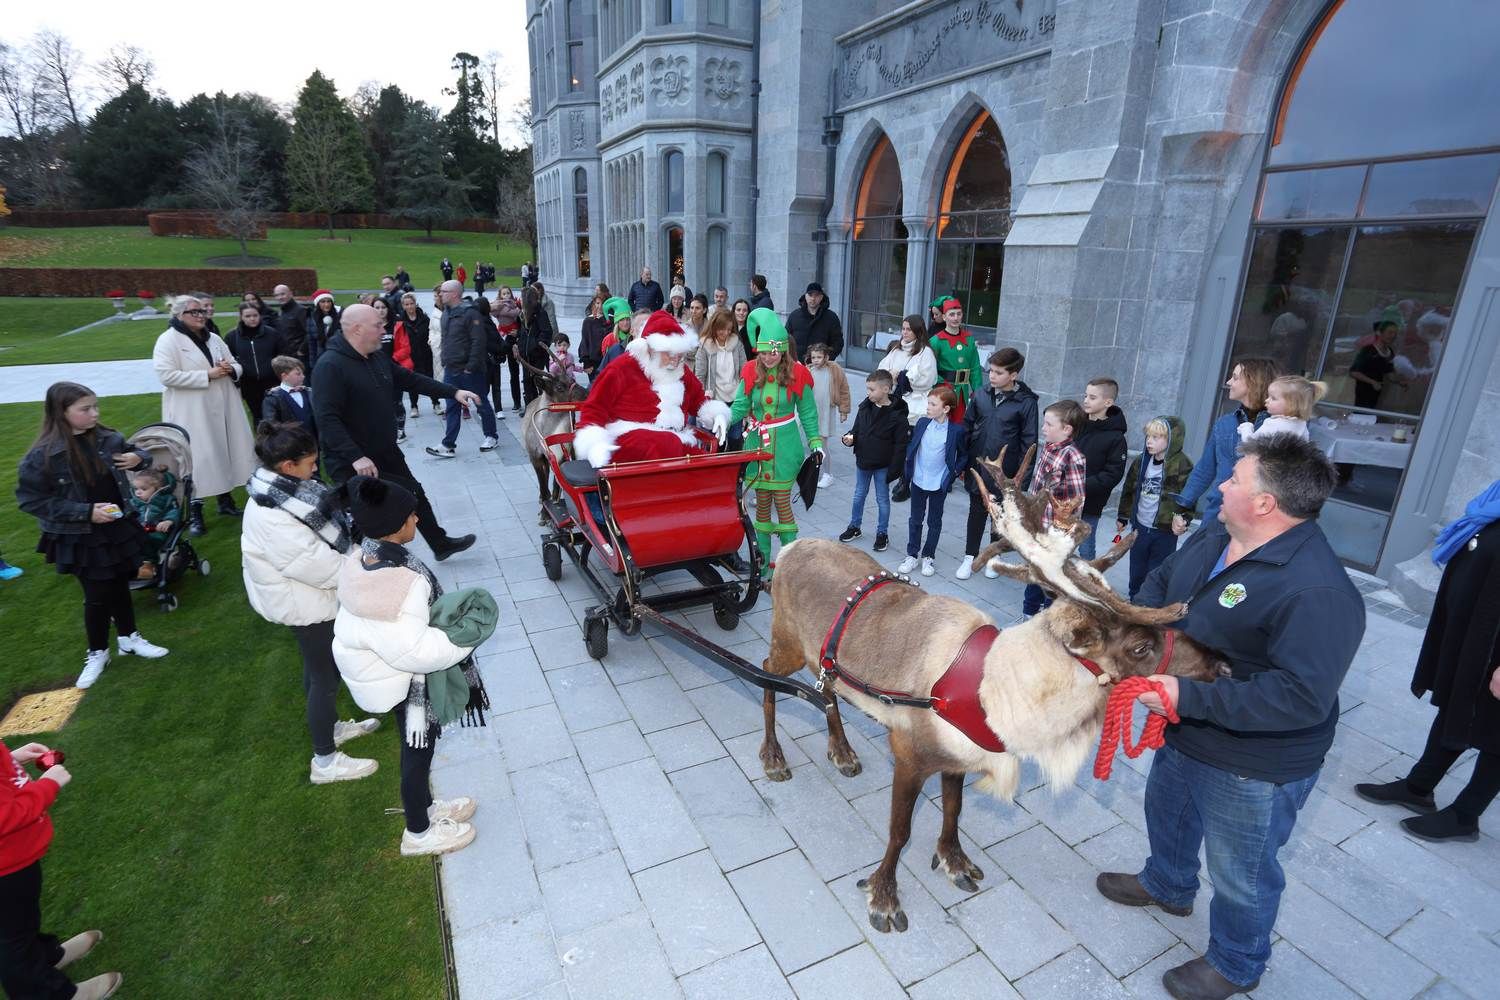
xmin=635 ymin=352 xmax=687 ymax=428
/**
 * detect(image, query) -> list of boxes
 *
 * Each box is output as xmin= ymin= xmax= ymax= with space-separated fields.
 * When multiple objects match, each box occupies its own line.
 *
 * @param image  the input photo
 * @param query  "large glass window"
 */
xmin=706 ymin=152 xmax=726 ymax=216
xmin=574 ymin=168 xmax=590 ymax=277
xmin=664 ymin=226 xmax=685 ymax=288
xmin=848 ymin=135 xmax=908 ymax=354
xmin=663 ymin=150 xmax=684 ymax=214
xmin=708 ymin=0 xmax=728 ymax=25
xmin=932 ymin=110 xmax=1011 ymax=340
xmin=659 ymin=0 xmax=684 ymax=25
xmin=706 ymin=226 xmax=726 ymax=293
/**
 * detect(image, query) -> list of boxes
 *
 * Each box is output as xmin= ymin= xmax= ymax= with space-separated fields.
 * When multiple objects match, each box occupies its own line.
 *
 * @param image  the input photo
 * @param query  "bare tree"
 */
xmin=31 ymin=31 xmax=86 ymax=129
xmin=478 ymin=51 xmax=505 ymax=145
xmin=183 ymin=110 xmax=270 ymax=261
xmin=0 ymin=42 xmax=47 ymax=137
xmin=285 ymin=113 xmax=372 ymax=239
xmin=95 ymin=44 xmax=154 ymax=95
xmin=494 ymin=144 xmax=537 ymax=256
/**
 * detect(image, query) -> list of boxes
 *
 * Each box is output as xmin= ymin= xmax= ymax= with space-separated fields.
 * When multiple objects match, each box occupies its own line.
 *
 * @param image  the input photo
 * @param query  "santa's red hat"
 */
xmin=629 ymin=309 xmax=698 ymax=357
xmin=311 ymin=289 xmax=335 ymax=306
xmin=941 ymin=297 xmax=962 ymax=313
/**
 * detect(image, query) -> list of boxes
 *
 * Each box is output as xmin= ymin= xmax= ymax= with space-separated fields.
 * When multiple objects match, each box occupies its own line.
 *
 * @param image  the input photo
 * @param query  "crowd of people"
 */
xmin=6 ymin=259 xmax=1500 ymax=1000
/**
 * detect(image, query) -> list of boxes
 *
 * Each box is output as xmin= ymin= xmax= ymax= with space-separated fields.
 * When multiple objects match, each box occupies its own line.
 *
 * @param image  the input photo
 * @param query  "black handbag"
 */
xmin=894 ymin=370 xmax=913 ymax=398
xmin=891 ymin=476 xmax=910 ymax=502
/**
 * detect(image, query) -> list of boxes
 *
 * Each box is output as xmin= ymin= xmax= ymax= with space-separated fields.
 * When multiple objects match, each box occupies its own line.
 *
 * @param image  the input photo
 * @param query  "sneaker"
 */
xmin=495 ymin=409 xmax=506 ymax=420
xmin=429 ymin=796 xmax=477 ymax=823
xmin=955 ymin=555 xmax=973 ymax=580
xmin=984 ymin=557 xmax=1002 ymax=579
xmin=77 ymin=650 xmax=109 ymax=688
xmin=426 ymin=444 xmax=458 ymax=459
xmin=920 ymin=557 xmax=935 ymax=577
xmin=873 ymin=533 xmax=889 ymax=552
xmin=838 ymin=526 xmax=862 ymax=542
xmin=0 ymin=561 xmax=23 ymax=581
xmin=333 ymin=717 xmax=381 ymax=747
xmin=480 ymin=435 xmax=499 ymax=451
xmin=513 ymin=404 xmax=523 ymax=413
xmin=72 ymin=972 xmax=122 ymax=1000
xmin=397 ymin=430 xmax=408 ymax=443
xmin=310 ymin=752 xmax=378 ymax=784
xmin=818 ymin=473 xmax=835 ymax=488
xmin=400 ymin=817 xmax=476 ymax=856
xmin=56 ymin=930 xmax=102 ymax=969
xmin=897 ymin=555 xmax=919 ymax=574
xmin=410 ymin=405 xmax=420 ymax=418
xmin=117 ymin=632 xmax=168 ymax=658
xmin=433 ymin=534 xmax=476 ymax=561
xmin=434 ymin=401 xmax=446 ymax=415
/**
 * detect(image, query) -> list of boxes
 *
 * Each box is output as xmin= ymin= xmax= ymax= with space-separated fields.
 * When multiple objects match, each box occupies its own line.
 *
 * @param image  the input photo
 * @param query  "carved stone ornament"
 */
xmin=615 ymin=73 xmax=629 ymax=117
xmin=569 ymin=109 xmax=586 ymax=149
xmin=649 ymin=54 xmax=691 ymax=106
xmin=600 ymin=82 xmax=614 ymax=123
xmin=629 ymin=63 xmax=645 ymax=106
xmin=704 ymin=56 xmax=743 ymax=107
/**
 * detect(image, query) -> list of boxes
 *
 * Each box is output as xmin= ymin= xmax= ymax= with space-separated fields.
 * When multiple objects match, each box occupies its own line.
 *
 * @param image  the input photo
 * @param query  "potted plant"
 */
xmin=136 ymin=289 xmax=157 ymax=315
xmin=105 ymin=289 xmax=127 ymax=315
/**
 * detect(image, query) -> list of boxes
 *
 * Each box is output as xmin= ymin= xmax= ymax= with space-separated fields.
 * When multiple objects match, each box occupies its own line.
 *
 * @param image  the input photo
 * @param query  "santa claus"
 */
xmin=574 ymin=310 xmax=731 ymax=467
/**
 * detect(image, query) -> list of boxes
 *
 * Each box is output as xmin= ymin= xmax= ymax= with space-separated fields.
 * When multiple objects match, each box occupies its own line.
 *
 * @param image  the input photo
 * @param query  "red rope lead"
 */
xmin=1094 ymin=676 xmax=1179 ymax=780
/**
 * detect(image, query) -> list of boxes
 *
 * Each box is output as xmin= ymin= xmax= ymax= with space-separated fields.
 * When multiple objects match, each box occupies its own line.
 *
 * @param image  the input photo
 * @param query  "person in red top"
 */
xmin=455 ymin=264 xmax=468 ymax=289
xmin=2 ymin=740 xmax=121 ymax=999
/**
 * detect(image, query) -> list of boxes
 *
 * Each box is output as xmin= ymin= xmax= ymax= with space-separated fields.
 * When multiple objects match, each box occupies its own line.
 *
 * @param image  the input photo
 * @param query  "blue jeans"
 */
xmin=907 ymin=485 xmax=946 ymax=558
xmin=1128 ymin=519 xmax=1179 ymax=600
xmin=442 ymin=368 xmax=497 ymax=447
xmin=1138 ymin=744 xmax=1319 ymax=987
xmin=848 ymin=467 xmax=890 ymax=535
xmin=1022 ymin=513 xmax=1101 ymax=614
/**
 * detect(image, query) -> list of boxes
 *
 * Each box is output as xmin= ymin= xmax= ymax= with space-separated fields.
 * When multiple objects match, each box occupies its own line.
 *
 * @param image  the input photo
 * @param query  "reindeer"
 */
xmin=760 ymin=445 xmax=1228 ymax=933
xmin=519 ymin=356 xmax=587 ymax=521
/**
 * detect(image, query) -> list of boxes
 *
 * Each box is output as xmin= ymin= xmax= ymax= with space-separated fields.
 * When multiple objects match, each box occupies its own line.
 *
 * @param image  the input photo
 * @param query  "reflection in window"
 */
xmin=659 ymin=0 xmax=684 ymax=25
xmin=568 ymin=43 xmax=584 ymax=92
xmin=664 ymin=150 xmax=684 ymax=214
xmin=849 ymin=135 xmax=908 ymax=351
xmin=706 ymin=226 xmax=726 ymax=293
xmin=1229 ymin=226 xmax=1348 ymax=378
xmin=707 ymin=152 xmax=726 ymax=215
xmin=664 ymin=226 xmax=685 ymax=287
xmin=1271 ymin=0 xmax=1500 ymax=166
xmin=1362 ymin=154 xmax=1500 ymax=218
xmin=708 ymin=0 xmax=728 ymax=25
xmin=574 ymin=168 xmax=589 ymax=236
xmin=934 ymin=110 xmax=1011 ymax=337
xmin=1257 ymin=166 xmax=1364 ymax=221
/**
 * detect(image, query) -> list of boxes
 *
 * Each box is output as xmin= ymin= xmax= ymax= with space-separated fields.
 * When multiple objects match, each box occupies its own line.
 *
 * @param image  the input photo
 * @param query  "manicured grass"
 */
xmin=0 ymin=225 xmax=528 ymax=289
xmin=0 ymin=393 xmax=445 ymax=998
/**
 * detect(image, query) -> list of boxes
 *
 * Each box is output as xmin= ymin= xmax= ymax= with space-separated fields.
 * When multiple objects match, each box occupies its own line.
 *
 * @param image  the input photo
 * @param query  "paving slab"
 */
xmin=510 ymin=756 xmax=616 ymax=871
xmin=592 ymin=756 xmax=707 ymax=872
xmin=537 ymin=849 xmax=642 ymax=939
xmin=647 ymin=720 xmax=730 ymax=773
xmin=952 ymin=879 xmax=1075 ymax=980
xmin=451 ymin=909 xmax=561 ymax=1000
xmin=727 ymin=850 xmax=863 ymax=975
xmin=633 ymin=849 xmax=762 ymax=975
xmin=1273 ymin=880 xmax=1435 ymax=1000
xmin=907 ymin=952 xmax=1021 ymax=1000
xmin=787 ymin=944 xmax=909 ymax=1000
xmin=679 ymin=944 xmax=795 ymax=1000
xmin=669 ymin=756 xmax=794 ymax=872
xmin=556 ymin=909 xmax=683 ymax=1000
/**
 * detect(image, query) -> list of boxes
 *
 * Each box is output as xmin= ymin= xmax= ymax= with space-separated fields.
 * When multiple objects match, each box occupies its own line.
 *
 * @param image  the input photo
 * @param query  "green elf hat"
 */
xmin=930 ymin=294 xmax=953 ymax=311
xmin=747 ymin=308 xmax=790 ymax=352
xmin=603 ymin=296 xmax=631 ymax=326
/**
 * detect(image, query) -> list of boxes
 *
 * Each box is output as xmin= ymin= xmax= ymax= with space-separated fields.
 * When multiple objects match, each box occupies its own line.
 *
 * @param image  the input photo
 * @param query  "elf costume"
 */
xmin=598 ymin=296 xmax=631 ymax=354
xmin=730 ymin=309 xmax=822 ymax=578
xmin=930 ymin=297 xmax=982 ymax=422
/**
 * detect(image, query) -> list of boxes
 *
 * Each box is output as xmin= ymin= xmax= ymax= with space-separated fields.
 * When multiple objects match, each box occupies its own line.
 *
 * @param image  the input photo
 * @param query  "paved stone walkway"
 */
xmin=394 ymin=400 xmax=1500 ymax=1000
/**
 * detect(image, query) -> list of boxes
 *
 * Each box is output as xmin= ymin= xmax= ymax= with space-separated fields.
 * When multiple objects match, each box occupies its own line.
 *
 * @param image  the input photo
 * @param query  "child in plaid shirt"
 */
xmin=1021 ymin=400 xmax=1087 ymax=617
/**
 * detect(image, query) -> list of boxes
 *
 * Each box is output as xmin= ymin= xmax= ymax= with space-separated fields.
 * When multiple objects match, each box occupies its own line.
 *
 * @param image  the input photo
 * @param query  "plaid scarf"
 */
xmin=359 ymin=537 xmax=489 ymax=747
xmin=246 ymin=467 xmax=351 ymax=553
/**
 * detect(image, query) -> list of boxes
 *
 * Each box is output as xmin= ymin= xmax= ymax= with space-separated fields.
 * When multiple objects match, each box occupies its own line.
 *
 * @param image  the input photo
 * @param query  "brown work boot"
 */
xmin=1162 ymin=957 xmax=1257 ymax=999
xmin=73 ymin=972 xmax=123 ymax=1000
xmin=1096 ymin=871 xmax=1193 ymax=917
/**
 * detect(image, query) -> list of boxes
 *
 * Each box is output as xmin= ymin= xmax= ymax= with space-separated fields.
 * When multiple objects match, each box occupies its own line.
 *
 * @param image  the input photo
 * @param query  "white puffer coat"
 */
xmin=331 ymin=553 xmax=472 ymax=714
xmin=240 ymin=500 xmax=344 ymax=626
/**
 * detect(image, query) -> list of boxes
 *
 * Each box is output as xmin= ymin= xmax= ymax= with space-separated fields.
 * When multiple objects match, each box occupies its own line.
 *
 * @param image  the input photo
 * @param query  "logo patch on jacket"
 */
xmin=1218 ymin=583 xmax=1247 ymax=609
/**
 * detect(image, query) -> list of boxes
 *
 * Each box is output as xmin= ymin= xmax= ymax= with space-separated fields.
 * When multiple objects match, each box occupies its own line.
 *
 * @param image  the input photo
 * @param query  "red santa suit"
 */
xmin=574 ymin=311 xmax=732 ymax=467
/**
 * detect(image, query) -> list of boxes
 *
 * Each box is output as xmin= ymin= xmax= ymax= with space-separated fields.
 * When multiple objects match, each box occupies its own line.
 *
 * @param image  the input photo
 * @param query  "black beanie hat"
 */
xmin=347 ymin=476 xmax=417 ymax=538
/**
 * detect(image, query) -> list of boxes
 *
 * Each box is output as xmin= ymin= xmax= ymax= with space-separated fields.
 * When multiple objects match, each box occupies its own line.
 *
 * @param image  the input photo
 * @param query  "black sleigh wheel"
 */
xmin=584 ymin=615 xmax=608 ymax=660
xmin=542 ymin=542 xmax=562 ymax=582
xmin=712 ymin=599 xmax=739 ymax=632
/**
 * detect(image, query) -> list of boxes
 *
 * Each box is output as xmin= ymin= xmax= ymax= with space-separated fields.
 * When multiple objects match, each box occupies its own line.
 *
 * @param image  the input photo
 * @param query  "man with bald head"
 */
xmin=313 ymin=303 xmax=483 ymax=560
xmin=273 ymin=283 xmax=310 ymax=362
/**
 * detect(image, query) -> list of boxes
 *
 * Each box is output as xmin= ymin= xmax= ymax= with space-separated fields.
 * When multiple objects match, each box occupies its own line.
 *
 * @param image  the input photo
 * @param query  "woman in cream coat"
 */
xmin=152 ymin=294 xmax=257 ymax=535
xmin=877 ymin=315 xmax=939 ymax=426
xmin=241 ymin=420 xmax=380 ymax=785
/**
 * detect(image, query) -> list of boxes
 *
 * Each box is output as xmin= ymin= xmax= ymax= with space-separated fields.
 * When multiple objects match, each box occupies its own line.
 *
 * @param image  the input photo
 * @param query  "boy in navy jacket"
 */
xmin=262 ymin=356 xmax=316 ymax=440
xmin=897 ymin=386 xmax=967 ymax=578
xmin=838 ymin=369 xmax=908 ymax=552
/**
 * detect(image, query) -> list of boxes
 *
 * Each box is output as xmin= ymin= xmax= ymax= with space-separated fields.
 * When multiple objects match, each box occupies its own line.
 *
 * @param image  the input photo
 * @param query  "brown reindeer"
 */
xmin=760 ymin=446 xmax=1228 ymax=933
xmin=519 ymin=357 xmax=586 ymax=520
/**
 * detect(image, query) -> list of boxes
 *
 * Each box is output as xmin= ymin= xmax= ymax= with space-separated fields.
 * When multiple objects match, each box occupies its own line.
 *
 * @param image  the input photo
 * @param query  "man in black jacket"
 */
xmin=627 ymin=266 xmax=665 ymax=312
xmin=748 ymin=274 xmax=773 ymax=313
xmin=957 ymin=348 xmax=1038 ymax=579
xmin=785 ymin=282 xmax=844 ymax=361
xmin=273 ymin=284 xmax=309 ymax=361
xmin=1074 ymin=376 xmax=1128 ymax=559
xmin=1097 ymin=434 xmax=1364 ymax=1000
xmin=837 ymin=369 xmax=908 ymax=551
xmin=312 ymin=303 xmax=481 ymax=561
xmin=428 ymin=280 xmax=499 ymax=458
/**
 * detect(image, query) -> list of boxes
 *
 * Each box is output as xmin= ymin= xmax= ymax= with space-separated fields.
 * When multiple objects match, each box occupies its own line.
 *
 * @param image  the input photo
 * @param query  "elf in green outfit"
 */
xmin=930 ymin=297 xmax=982 ymax=423
xmin=730 ymin=309 xmax=823 ymax=578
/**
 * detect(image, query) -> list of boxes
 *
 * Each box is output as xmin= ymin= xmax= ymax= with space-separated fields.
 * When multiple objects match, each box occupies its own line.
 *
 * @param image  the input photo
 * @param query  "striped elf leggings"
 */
xmin=753 ymin=488 xmax=797 ymax=579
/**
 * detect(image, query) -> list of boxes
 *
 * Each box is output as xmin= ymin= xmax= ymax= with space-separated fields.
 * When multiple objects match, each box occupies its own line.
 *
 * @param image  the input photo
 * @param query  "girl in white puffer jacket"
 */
xmin=242 ymin=421 xmax=381 ymax=786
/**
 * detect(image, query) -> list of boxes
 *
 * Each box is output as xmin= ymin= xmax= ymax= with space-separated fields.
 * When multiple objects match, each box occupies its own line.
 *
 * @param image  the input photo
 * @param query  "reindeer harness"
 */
xmin=816 ymin=572 xmax=1178 ymax=754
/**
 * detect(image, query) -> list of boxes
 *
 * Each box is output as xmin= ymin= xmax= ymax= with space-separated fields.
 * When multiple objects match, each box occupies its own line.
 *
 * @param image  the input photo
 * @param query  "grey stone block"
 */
xmin=794 ymin=724 xmax=894 ymax=801
xmin=1015 ymin=946 xmax=1133 ymax=1000
xmin=679 ymin=944 xmax=795 ymax=1000
xmin=537 ymin=849 xmax=642 ymax=939
xmin=787 ymin=944 xmax=908 ymax=1000
xmin=592 ymin=756 xmax=706 ymax=872
xmin=511 ymin=756 xmax=617 ymax=872
xmin=546 ymin=661 xmax=632 ymax=734
xmin=482 ymin=647 xmax=554 ymax=715
xmin=1273 ymin=880 xmax=1435 ymax=1000
xmin=1280 ymin=830 xmax=1421 ymax=936
xmin=574 ymin=719 xmax=652 ymax=773
xmin=617 ymin=672 xmax=703 ymax=734
xmin=633 ymin=849 xmax=762 ymax=975
xmin=952 ymin=879 xmax=1075 ymax=980
xmin=670 ymin=756 xmax=793 ymax=872
xmin=754 ymin=762 xmax=888 ymax=882
xmin=452 ymin=909 xmax=561 ymax=1000
xmin=440 ymin=796 xmax=542 ymax=933
xmin=530 ymin=624 xmax=593 ymax=670
xmin=599 ymin=639 xmax=668 ymax=686
xmin=646 ymin=720 xmax=729 ymax=773
xmin=907 ymin=952 xmax=1021 ymax=1000
xmin=1341 ymin=825 xmax=1500 ymax=935
xmin=1390 ymin=906 xmax=1500 ymax=1000
xmin=496 ymin=703 xmax=576 ymax=772
xmin=724 ymin=726 xmax=810 ymax=781
xmin=517 ymin=595 xmax=579 ymax=634
xmin=1118 ymin=941 xmax=1199 ymax=1000
xmin=1250 ymin=939 xmax=1363 ymax=1000
xmin=556 ymin=909 xmax=683 ymax=1000
xmin=1291 ymin=787 xmax=1373 ymax=846
xmin=686 ymin=679 xmax=764 ymax=740
xmin=727 ymin=850 xmax=864 ymax=975
xmin=827 ymin=870 xmax=977 ymax=986
xmin=1016 ymin=783 xmax=1123 ymax=846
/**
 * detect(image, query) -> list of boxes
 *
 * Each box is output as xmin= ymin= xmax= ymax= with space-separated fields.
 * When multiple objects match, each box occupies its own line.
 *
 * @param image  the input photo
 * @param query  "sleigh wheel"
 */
xmin=160 ymin=593 xmax=179 ymax=612
xmin=198 ymin=558 xmax=211 ymax=577
xmin=542 ymin=542 xmax=562 ymax=582
xmin=712 ymin=599 xmax=739 ymax=632
xmin=585 ymin=615 xmax=609 ymax=660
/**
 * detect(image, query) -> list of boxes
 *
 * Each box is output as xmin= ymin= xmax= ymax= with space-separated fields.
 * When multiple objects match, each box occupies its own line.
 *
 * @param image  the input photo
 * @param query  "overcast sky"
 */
xmin=8 ymin=0 xmax=532 ymax=145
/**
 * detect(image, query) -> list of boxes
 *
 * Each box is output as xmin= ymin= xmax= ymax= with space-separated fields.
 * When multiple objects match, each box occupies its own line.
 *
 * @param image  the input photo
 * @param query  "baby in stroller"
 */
xmin=128 ymin=468 xmax=181 ymax=580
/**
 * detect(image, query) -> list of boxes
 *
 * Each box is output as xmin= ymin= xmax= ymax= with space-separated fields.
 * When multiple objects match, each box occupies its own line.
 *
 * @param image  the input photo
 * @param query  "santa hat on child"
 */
xmin=940 ymin=297 xmax=962 ymax=314
xmin=311 ymin=289 xmax=335 ymax=307
xmin=627 ymin=310 xmax=698 ymax=359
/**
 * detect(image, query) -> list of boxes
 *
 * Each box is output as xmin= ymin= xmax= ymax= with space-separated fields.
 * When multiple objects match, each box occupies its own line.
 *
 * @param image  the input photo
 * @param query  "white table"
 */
xmin=1308 ymin=420 xmax=1413 ymax=469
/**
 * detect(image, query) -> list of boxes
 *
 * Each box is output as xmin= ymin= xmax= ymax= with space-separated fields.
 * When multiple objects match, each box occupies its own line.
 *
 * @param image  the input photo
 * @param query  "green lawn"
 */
xmin=1 ymin=393 xmax=445 ymax=998
xmin=0 ymin=225 xmax=528 ymax=289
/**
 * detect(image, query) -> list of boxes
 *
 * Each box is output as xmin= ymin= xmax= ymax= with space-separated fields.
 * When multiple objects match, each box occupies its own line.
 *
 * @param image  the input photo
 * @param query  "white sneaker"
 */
xmin=897 ymin=555 xmax=919 ymax=574
xmin=984 ymin=557 xmax=1002 ymax=579
xmin=480 ymin=435 xmax=499 ymax=451
xmin=72 ymin=972 xmax=122 ymax=1000
xmin=494 ymin=409 xmax=506 ymax=420
xmin=429 ymin=796 xmax=477 ymax=823
xmin=397 ymin=430 xmax=408 ymax=443
xmin=400 ymin=817 xmax=475 ymax=856
xmin=434 ymin=401 xmax=446 ymax=415
xmin=333 ymin=717 xmax=381 ymax=747
xmin=56 ymin=930 xmax=102 ymax=969
xmin=77 ymin=650 xmax=109 ymax=688
xmin=817 ymin=473 xmax=835 ymax=488
xmin=955 ymin=555 xmax=974 ymax=580
xmin=920 ymin=557 xmax=936 ymax=577
xmin=117 ymin=631 xmax=168 ymax=658
xmin=425 ymin=444 xmax=457 ymax=459
xmin=310 ymin=752 xmax=379 ymax=784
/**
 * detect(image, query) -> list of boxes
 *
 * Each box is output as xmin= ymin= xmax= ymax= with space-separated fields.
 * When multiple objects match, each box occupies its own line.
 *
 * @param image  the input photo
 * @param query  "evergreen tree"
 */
xmin=72 ymin=84 xmax=183 ymax=207
xmin=285 ymin=70 xmax=373 ymax=235
xmin=388 ymin=103 xmax=474 ymax=239
xmin=180 ymin=92 xmax=291 ymax=209
xmin=443 ymin=51 xmax=501 ymax=215
xmin=358 ymin=83 xmax=412 ymax=211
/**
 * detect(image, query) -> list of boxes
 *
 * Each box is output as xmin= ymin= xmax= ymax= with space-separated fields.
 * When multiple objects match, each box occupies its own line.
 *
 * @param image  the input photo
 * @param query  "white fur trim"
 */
xmin=697 ymin=398 xmax=731 ymax=427
xmin=627 ymin=330 xmax=699 ymax=357
xmin=573 ymin=422 xmax=617 ymax=468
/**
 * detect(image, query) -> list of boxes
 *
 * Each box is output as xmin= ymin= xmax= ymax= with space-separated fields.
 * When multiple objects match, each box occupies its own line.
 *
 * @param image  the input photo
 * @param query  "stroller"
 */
xmin=127 ymin=422 xmax=211 ymax=611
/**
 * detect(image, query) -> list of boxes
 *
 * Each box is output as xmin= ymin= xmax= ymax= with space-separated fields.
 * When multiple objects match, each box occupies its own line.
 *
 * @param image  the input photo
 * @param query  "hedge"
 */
xmin=148 ymin=213 xmax=269 ymax=239
xmin=6 ymin=208 xmax=499 ymax=233
xmin=0 ymin=267 xmax=320 ymax=297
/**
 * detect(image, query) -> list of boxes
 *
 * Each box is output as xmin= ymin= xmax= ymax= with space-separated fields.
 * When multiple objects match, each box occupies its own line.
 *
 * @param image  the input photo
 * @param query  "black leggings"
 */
xmin=963 ymin=490 xmax=999 ymax=556
xmin=393 ymin=703 xmax=439 ymax=833
xmin=0 ymin=861 xmax=74 ymax=1000
xmin=81 ymin=573 xmax=136 ymax=651
xmin=1407 ymin=708 xmax=1500 ymax=822
xmin=293 ymin=620 xmax=339 ymax=757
